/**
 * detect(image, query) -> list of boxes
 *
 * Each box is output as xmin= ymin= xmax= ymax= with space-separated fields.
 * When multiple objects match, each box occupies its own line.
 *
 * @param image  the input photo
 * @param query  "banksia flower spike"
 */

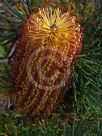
xmin=11 ymin=8 xmax=82 ymax=117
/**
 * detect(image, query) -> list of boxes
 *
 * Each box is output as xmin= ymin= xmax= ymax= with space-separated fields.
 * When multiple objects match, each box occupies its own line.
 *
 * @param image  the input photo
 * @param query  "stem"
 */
xmin=0 ymin=58 xmax=8 ymax=64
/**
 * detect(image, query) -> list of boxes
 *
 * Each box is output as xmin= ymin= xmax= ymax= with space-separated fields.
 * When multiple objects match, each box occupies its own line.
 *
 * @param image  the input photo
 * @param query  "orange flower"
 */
xmin=11 ymin=8 xmax=82 ymax=117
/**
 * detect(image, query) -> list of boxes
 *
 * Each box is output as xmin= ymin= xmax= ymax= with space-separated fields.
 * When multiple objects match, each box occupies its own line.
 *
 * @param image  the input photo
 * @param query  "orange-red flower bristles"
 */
xmin=11 ymin=8 xmax=82 ymax=117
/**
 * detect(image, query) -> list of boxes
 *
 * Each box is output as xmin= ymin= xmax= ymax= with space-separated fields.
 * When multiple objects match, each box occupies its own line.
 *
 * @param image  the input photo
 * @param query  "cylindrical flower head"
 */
xmin=11 ymin=8 xmax=82 ymax=117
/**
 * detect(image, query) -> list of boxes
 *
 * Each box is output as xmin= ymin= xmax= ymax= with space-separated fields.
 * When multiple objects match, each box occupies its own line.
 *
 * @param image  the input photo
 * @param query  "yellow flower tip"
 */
xmin=28 ymin=8 xmax=82 ymax=50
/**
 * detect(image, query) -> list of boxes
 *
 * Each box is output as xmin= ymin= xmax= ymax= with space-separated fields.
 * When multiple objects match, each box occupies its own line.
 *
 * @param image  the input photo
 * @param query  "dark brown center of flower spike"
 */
xmin=50 ymin=24 xmax=58 ymax=31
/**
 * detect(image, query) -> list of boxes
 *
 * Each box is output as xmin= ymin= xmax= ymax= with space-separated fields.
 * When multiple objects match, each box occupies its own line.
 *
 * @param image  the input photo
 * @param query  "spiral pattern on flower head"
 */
xmin=11 ymin=8 xmax=82 ymax=116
